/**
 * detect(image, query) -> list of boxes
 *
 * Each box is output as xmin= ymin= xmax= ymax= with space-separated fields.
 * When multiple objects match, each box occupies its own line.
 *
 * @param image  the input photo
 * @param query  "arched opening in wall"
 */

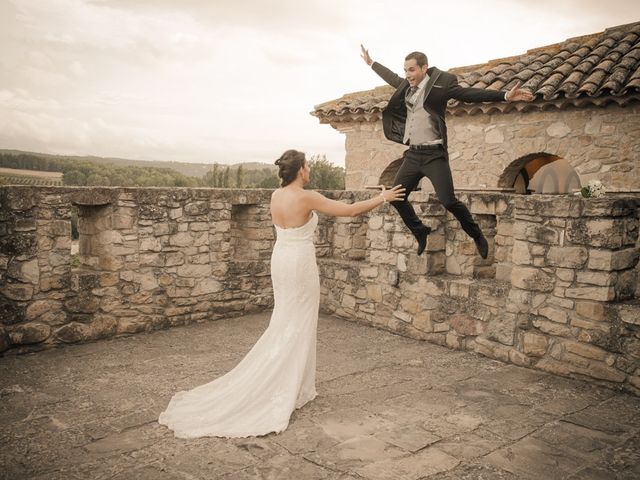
xmin=378 ymin=158 xmax=403 ymax=188
xmin=378 ymin=157 xmax=424 ymax=191
xmin=70 ymin=205 xmax=79 ymax=267
xmin=498 ymin=153 xmax=582 ymax=194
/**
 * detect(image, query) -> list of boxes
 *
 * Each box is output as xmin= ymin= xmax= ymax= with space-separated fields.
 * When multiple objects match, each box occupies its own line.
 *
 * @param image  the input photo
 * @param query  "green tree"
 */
xmin=223 ymin=166 xmax=230 ymax=187
xmin=308 ymin=154 xmax=345 ymax=190
xmin=259 ymin=175 xmax=279 ymax=188
xmin=236 ymin=164 xmax=244 ymax=187
xmin=86 ymin=173 xmax=110 ymax=186
xmin=63 ymin=169 xmax=87 ymax=185
xmin=203 ymin=164 xmax=219 ymax=187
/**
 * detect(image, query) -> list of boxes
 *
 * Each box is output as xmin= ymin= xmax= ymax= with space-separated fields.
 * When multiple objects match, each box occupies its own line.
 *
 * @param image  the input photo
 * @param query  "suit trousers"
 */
xmin=390 ymin=146 xmax=482 ymax=240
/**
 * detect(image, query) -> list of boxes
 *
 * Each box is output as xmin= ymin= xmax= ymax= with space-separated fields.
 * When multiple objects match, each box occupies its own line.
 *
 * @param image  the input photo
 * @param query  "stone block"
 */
xmin=513 ymin=222 xmax=560 ymax=244
xmin=8 ymin=322 xmax=51 ymax=345
xmin=112 ymin=213 xmax=134 ymax=229
xmin=88 ymin=315 xmax=118 ymax=340
xmin=49 ymin=220 xmax=71 ymax=236
xmin=588 ymin=247 xmax=639 ymax=271
xmin=25 ymin=300 xmax=60 ymax=320
xmin=511 ymin=266 xmax=554 ymax=292
xmin=64 ymin=294 xmax=99 ymax=313
xmin=139 ymin=237 xmax=162 ymax=252
xmin=565 ymin=286 xmax=615 ymax=302
xmin=547 ymin=121 xmax=571 ymax=137
xmin=496 ymin=263 xmax=512 ymax=281
xmin=135 ymin=272 xmax=159 ymax=291
xmin=617 ymin=304 xmax=640 ymax=326
xmin=176 ymin=264 xmax=211 ymax=278
xmin=54 ymin=322 xmax=90 ymax=343
xmin=367 ymin=284 xmax=382 ymax=303
xmin=484 ymin=313 xmax=516 ymax=346
xmin=412 ymin=310 xmax=434 ymax=333
xmin=368 ymin=216 xmax=383 ymax=230
xmin=532 ymin=318 xmax=572 ymax=337
xmin=562 ymin=340 xmax=608 ymax=361
xmin=538 ymin=306 xmax=568 ymax=324
xmin=570 ymin=316 xmax=612 ymax=334
xmin=576 ymin=271 xmax=616 ymax=287
xmin=614 ymin=269 xmax=637 ymax=301
xmin=433 ymin=322 xmax=450 ymax=333
xmin=546 ymin=246 xmax=588 ymax=268
xmin=39 ymin=274 xmax=67 ymax=292
xmin=192 ymin=278 xmax=222 ymax=295
xmin=509 ymin=349 xmax=532 ymax=366
xmin=393 ymin=310 xmax=412 ymax=323
xmin=48 ymin=251 xmax=70 ymax=267
xmin=575 ymin=301 xmax=609 ymax=322
xmin=567 ymin=218 xmax=626 ymax=248
xmin=512 ymin=240 xmax=531 ymax=265
xmin=14 ymin=219 xmax=37 ymax=232
xmin=522 ymin=332 xmax=548 ymax=356
xmin=7 ymin=259 xmax=39 ymax=284
xmin=1 ymin=283 xmax=34 ymax=301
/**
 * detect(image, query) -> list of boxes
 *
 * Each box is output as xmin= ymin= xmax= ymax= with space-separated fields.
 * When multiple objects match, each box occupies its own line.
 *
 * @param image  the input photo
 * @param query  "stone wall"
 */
xmin=336 ymin=102 xmax=640 ymax=192
xmin=316 ymin=191 xmax=640 ymax=395
xmin=1 ymin=186 xmax=639 ymax=395
xmin=0 ymin=187 xmax=276 ymax=352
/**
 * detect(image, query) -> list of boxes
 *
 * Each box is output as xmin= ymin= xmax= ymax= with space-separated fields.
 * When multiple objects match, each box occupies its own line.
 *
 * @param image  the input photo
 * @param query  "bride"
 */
xmin=158 ymin=149 xmax=405 ymax=438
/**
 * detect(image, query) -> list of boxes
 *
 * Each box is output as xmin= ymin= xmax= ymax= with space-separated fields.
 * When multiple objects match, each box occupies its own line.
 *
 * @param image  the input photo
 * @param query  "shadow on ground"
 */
xmin=1 ymin=313 xmax=639 ymax=479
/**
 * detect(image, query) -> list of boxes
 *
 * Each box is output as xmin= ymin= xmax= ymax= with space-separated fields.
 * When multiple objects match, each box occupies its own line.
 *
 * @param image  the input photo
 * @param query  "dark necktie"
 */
xmin=406 ymin=86 xmax=418 ymax=107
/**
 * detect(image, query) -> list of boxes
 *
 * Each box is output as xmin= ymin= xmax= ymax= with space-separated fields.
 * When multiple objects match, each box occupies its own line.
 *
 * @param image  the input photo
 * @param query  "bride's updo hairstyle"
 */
xmin=275 ymin=150 xmax=306 ymax=187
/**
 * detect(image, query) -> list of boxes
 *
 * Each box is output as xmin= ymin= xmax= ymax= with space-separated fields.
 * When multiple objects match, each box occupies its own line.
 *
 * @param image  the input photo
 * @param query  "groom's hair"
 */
xmin=405 ymin=51 xmax=428 ymax=67
xmin=275 ymin=150 xmax=306 ymax=187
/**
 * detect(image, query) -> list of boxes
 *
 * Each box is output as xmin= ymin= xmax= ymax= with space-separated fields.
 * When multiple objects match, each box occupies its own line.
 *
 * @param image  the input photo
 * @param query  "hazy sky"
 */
xmin=0 ymin=0 xmax=637 ymax=166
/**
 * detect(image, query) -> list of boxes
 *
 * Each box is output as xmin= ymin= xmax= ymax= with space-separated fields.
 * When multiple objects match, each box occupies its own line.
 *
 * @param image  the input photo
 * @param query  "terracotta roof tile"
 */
xmin=313 ymin=21 xmax=640 ymax=121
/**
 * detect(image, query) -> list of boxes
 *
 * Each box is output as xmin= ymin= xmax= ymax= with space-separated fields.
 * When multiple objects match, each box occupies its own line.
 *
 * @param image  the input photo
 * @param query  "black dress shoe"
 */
xmin=474 ymin=235 xmax=489 ymax=259
xmin=416 ymin=226 xmax=432 ymax=256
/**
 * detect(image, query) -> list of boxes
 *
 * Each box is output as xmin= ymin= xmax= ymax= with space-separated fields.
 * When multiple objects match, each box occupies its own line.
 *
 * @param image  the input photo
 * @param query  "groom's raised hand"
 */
xmin=360 ymin=44 xmax=373 ymax=66
xmin=506 ymin=81 xmax=534 ymax=102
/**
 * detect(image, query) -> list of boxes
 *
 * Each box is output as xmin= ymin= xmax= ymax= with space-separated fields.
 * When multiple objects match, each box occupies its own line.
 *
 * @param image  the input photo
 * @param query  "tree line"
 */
xmin=0 ymin=152 xmax=345 ymax=190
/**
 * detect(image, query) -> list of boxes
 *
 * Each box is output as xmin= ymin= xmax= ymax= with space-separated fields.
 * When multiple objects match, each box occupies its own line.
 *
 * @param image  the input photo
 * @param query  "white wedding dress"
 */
xmin=158 ymin=211 xmax=319 ymax=438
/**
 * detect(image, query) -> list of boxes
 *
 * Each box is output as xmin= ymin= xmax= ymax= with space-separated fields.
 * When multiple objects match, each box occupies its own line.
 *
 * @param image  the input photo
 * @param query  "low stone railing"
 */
xmin=0 ymin=187 xmax=276 ymax=350
xmin=1 ymin=186 xmax=639 ymax=395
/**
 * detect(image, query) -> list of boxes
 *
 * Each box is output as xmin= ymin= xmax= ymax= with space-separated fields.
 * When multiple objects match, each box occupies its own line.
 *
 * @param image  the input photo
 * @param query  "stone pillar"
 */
xmin=508 ymin=195 xmax=639 ymax=389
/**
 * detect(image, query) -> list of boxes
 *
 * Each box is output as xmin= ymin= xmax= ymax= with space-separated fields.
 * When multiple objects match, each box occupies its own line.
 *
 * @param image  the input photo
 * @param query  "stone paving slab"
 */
xmin=1 ymin=313 xmax=639 ymax=480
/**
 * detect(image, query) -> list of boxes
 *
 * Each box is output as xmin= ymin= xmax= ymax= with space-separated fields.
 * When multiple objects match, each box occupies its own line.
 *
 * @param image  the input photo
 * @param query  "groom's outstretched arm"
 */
xmin=449 ymin=78 xmax=534 ymax=104
xmin=361 ymin=44 xmax=404 ymax=89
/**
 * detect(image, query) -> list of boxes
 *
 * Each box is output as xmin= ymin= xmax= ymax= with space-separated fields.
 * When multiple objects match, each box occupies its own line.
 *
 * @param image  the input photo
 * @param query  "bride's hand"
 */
xmin=381 ymin=184 xmax=406 ymax=203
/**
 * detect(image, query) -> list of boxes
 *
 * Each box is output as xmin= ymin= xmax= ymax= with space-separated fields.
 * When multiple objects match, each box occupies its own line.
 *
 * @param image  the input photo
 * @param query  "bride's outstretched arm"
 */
xmin=304 ymin=185 xmax=405 ymax=217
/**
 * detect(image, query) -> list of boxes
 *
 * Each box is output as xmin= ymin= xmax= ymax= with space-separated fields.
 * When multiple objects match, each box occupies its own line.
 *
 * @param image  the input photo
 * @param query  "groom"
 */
xmin=360 ymin=46 xmax=533 ymax=258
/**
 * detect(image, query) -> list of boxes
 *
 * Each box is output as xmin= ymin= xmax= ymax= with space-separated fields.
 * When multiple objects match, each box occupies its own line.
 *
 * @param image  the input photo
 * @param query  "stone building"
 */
xmin=312 ymin=21 xmax=640 ymax=193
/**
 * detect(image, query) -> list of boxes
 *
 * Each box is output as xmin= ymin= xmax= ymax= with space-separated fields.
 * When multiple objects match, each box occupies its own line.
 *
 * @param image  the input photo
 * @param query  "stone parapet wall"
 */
xmin=317 ymin=191 xmax=640 ymax=395
xmin=0 ymin=186 xmax=276 ymax=353
xmin=1 ymin=186 xmax=639 ymax=394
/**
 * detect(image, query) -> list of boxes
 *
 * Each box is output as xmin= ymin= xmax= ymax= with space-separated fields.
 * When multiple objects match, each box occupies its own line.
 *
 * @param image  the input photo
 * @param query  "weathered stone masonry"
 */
xmin=0 ymin=187 xmax=276 ymax=352
xmin=1 ymin=186 xmax=639 ymax=395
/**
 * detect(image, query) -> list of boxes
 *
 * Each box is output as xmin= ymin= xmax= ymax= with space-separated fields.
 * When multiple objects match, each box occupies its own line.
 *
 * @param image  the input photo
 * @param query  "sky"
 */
xmin=0 ymin=0 xmax=638 ymax=167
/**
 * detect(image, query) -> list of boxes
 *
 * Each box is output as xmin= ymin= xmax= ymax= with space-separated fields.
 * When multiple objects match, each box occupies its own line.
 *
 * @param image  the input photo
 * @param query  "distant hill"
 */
xmin=0 ymin=149 xmax=275 ymax=178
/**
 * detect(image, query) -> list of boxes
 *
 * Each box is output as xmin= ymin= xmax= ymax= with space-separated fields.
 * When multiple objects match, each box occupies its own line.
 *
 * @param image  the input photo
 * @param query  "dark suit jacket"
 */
xmin=372 ymin=62 xmax=507 ymax=150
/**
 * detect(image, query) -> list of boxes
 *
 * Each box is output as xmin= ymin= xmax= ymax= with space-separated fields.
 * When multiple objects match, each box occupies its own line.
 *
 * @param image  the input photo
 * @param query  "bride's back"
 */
xmin=270 ymin=187 xmax=312 ymax=229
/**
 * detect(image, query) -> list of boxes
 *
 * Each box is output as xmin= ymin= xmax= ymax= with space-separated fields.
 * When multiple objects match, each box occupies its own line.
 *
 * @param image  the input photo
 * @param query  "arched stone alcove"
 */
xmin=499 ymin=153 xmax=582 ymax=194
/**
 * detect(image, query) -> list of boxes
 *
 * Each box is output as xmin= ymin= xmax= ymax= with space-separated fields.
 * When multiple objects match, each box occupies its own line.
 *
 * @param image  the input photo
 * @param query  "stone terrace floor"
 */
xmin=1 ymin=313 xmax=639 ymax=480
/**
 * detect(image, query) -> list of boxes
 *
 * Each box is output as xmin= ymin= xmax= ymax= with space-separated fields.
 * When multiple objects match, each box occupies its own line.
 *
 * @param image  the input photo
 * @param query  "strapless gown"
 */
xmin=158 ymin=212 xmax=320 ymax=438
